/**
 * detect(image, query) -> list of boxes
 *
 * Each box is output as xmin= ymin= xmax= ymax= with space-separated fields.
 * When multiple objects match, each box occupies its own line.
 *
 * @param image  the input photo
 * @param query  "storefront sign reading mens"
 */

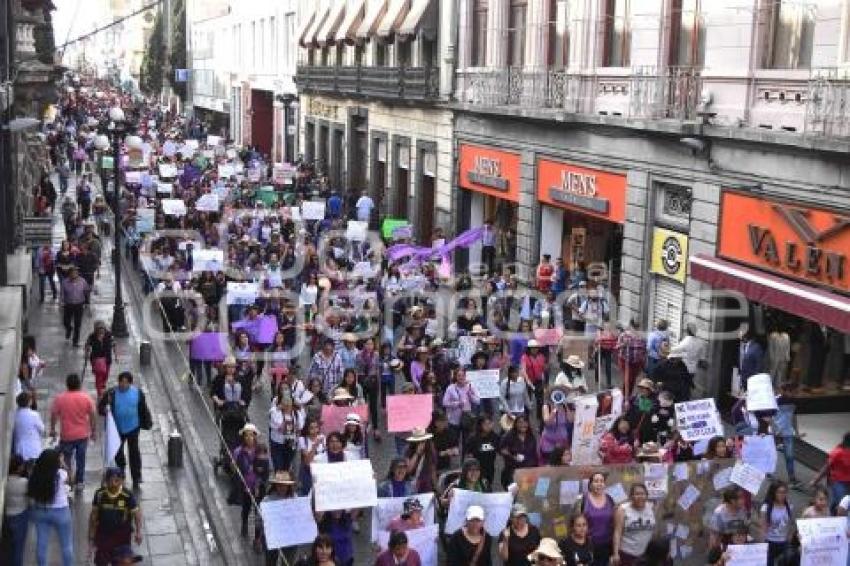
xmin=458 ymin=144 xmax=521 ymax=202
xmin=651 ymin=227 xmax=689 ymax=283
xmin=718 ymin=191 xmax=850 ymax=293
xmin=536 ymin=159 xmax=627 ymax=223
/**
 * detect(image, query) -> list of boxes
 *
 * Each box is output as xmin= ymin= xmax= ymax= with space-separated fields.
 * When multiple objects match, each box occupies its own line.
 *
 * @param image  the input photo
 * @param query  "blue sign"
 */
xmin=174 ymin=69 xmax=189 ymax=82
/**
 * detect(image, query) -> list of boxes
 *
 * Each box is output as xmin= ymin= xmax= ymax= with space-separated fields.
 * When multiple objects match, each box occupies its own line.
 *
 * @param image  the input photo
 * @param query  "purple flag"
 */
xmin=190 ymin=332 xmax=228 ymax=361
xmin=386 ymin=226 xmax=486 ymax=264
xmin=232 ymin=315 xmax=278 ymax=345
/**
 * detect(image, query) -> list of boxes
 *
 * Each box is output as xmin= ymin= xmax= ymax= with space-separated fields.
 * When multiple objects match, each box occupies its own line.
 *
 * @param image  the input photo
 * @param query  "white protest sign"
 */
xmin=370 ymin=493 xmax=435 ymax=543
xmin=742 ymin=435 xmax=777 ymax=474
xmin=730 ymin=462 xmax=766 ymax=495
xmin=260 ymin=496 xmax=317 ymax=549
xmin=218 ymin=164 xmax=236 ymax=178
xmin=162 ymin=140 xmax=177 ymax=157
xmin=184 ymin=139 xmax=200 ymax=150
xmin=445 ymin=489 xmax=513 ymax=536
xmin=195 ymin=193 xmax=220 ymax=212
xmin=284 ymin=206 xmax=301 ymax=221
xmin=456 ymin=336 xmax=477 ymax=367
xmin=161 ymin=199 xmax=187 ymax=216
xmin=302 ymin=201 xmax=326 ymax=220
xmin=136 ymin=208 xmax=155 ymax=233
xmin=206 ymin=135 xmax=222 ymax=147
xmin=377 ymin=524 xmax=439 ymax=566
xmin=347 ymin=221 xmax=368 ymax=241
xmin=798 ymin=517 xmax=848 ymax=566
xmin=726 ymin=543 xmax=768 ymax=566
xmin=156 ymin=182 xmax=172 ymax=195
xmin=226 ymin=282 xmax=259 ymax=305
xmin=311 ymin=459 xmax=378 ymax=512
xmin=644 ymin=463 xmax=669 ymax=500
xmin=192 ymin=249 xmax=224 ymax=272
xmin=466 ymin=369 xmax=500 ymax=399
xmin=571 ymin=393 xmax=600 ymax=465
xmin=125 ymin=171 xmax=142 ymax=185
xmin=746 ymin=373 xmax=778 ymax=412
xmin=158 ymin=163 xmax=178 ymax=178
xmin=674 ymin=398 xmax=723 ymax=442
xmin=352 ymin=261 xmax=377 ymax=279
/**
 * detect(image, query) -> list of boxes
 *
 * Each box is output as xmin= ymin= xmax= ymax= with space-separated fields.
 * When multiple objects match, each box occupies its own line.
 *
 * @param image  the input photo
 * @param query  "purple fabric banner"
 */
xmin=190 ymin=332 xmax=228 ymax=361
xmin=386 ymin=226 xmax=485 ymax=265
xmin=232 ymin=315 xmax=278 ymax=344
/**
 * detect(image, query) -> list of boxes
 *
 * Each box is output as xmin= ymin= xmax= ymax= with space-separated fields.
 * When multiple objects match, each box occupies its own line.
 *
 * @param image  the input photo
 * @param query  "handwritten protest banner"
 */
xmin=260 ymin=496 xmax=317 ymax=549
xmin=466 ymin=369 xmax=501 ymax=399
xmin=347 ymin=221 xmax=368 ymax=241
xmin=674 ymin=398 xmax=723 ymax=442
xmin=302 ymin=201 xmax=326 ymax=220
xmin=730 ymin=462 xmax=766 ymax=495
xmin=570 ymin=393 xmax=599 ymax=465
xmin=225 ymin=282 xmax=258 ymax=305
xmin=190 ymin=333 xmax=228 ymax=361
xmin=516 ymin=459 xmax=736 ymax=564
xmin=741 ymin=435 xmax=777 ymax=474
xmin=320 ymin=404 xmax=370 ymax=435
xmin=158 ymin=163 xmax=178 ymax=178
xmin=156 ymin=182 xmax=172 ymax=195
xmin=456 ymin=336 xmax=477 ymax=367
xmin=386 ymin=394 xmax=433 ymax=433
xmin=798 ymin=517 xmax=848 ymax=566
xmin=746 ymin=373 xmax=778 ymax=412
xmin=191 ymin=249 xmax=224 ymax=272
xmin=377 ymin=524 xmax=439 ymax=566
xmin=726 ymin=543 xmax=768 ymax=566
xmin=371 ymin=493 xmax=436 ymax=543
xmin=311 ymin=459 xmax=378 ymax=512
xmin=195 ymin=193 xmax=220 ymax=212
xmin=125 ymin=171 xmax=142 ymax=185
xmin=446 ymin=489 xmax=513 ymax=536
xmin=161 ymin=199 xmax=187 ymax=216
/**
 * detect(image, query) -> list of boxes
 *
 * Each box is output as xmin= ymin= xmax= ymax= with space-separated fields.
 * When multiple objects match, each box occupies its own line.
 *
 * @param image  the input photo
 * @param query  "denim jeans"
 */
xmin=59 ymin=438 xmax=88 ymax=484
xmin=5 ymin=509 xmax=29 ymax=566
xmin=780 ymin=435 xmax=796 ymax=480
xmin=31 ymin=506 xmax=73 ymax=566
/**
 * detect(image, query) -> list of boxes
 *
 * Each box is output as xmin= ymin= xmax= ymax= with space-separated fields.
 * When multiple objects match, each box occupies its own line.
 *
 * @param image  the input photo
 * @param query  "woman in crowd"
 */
xmin=759 ymin=480 xmax=794 ymax=564
xmin=499 ymin=414 xmax=538 ymax=489
xmin=521 ymin=340 xmax=547 ymax=421
xmin=342 ymin=413 xmax=367 ymax=460
xmin=539 ymin=387 xmax=573 ymax=463
xmin=268 ymin=395 xmax=302 ymax=472
xmin=296 ymin=534 xmax=338 ymax=566
xmin=599 ymin=417 xmax=636 ymax=465
xmin=377 ymin=458 xmax=415 ymax=498
xmin=706 ymin=523 xmax=751 ymax=566
xmin=317 ymin=510 xmax=354 ymax=566
xmin=297 ymin=419 xmax=325 ymax=495
xmin=465 ymin=415 xmax=500 ymax=487
xmin=85 ymin=320 xmax=116 ymax=400
xmin=315 ymin=431 xmax=349 ymax=464
xmin=611 ymin=483 xmax=655 ymax=565
xmin=811 ymin=431 xmax=850 ymax=510
xmin=430 ymin=411 xmax=460 ymax=474
xmin=4 ymin=455 xmax=30 ymax=566
xmin=573 ymin=472 xmax=615 ymax=565
xmin=231 ymin=423 xmax=268 ymax=538
xmin=498 ymin=503 xmax=541 ymax=566
xmin=441 ymin=457 xmax=490 ymax=511
xmin=801 ymin=487 xmax=831 ymax=518
xmin=500 ymin=365 xmax=531 ymax=418
xmin=446 ymin=505 xmax=492 ymax=566
xmin=27 ymin=448 xmax=73 ymax=566
xmin=442 ymin=368 xmax=480 ymax=447
xmin=303 ymin=378 xmax=326 ymax=422
xmin=528 ymin=538 xmax=567 ymax=566
xmin=704 ymin=436 xmax=732 ymax=460
xmin=375 ymin=531 xmax=422 ymax=566
xmin=259 ymin=471 xmax=299 ymax=566
xmin=559 ymin=514 xmax=594 ymax=566
xmin=709 ymin=487 xmax=750 ymax=549
xmin=404 ymin=427 xmax=438 ymax=494
xmin=357 ymin=337 xmax=381 ymax=441
xmin=386 ymin=498 xmax=426 ymax=533
xmin=339 ymin=369 xmax=365 ymax=405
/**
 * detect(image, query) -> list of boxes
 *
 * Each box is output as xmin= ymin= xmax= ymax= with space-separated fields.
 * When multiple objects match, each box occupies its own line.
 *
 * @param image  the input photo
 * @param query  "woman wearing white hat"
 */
xmin=446 ymin=505 xmax=492 ymax=565
xmin=528 ymin=538 xmax=566 ymax=565
xmin=231 ymin=423 xmax=264 ymax=537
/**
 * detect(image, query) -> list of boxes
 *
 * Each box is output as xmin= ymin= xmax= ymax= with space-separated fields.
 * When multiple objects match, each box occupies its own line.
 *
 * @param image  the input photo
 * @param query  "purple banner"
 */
xmin=232 ymin=315 xmax=278 ymax=344
xmin=387 ymin=226 xmax=485 ymax=265
xmin=190 ymin=332 xmax=228 ymax=361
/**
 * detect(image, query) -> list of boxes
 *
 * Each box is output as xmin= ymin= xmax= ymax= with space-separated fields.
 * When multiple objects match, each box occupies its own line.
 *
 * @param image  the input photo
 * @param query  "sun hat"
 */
xmin=389 ymin=359 xmax=404 ymax=370
xmin=465 ymin=505 xmax=485 ymax=522
xmin=342 ymin=332 xmax=357 ymax=343
xmin=565 ymin=355 xmax=585 ymax=369
xmin=526 ymin=339 xmax=540 ymax=348
xmin=331 ymin=388 xmax=354 ymax=402
xmin=223 ymin=355 xmax=237 ymax=367
xmin=637 ymin=378 xmax=655 ymax=391
xmin=528 ymin=538 xmax=565 ymax=564
xmin=239 ymin=423 xmax=260 ymax=436
xmin=345 ymin=413 xmax=362 ymax=426
xmin=269 ymin=470 xmax=296 ymax=485
xmin=511 ymin=503 xmax=529 ymax=518
xmin=470 ymin=324 xmax=488 ymax=335
xmin=406 ymin=427 xmax=434 ymax=443
xmin=500 ymin=413 xmax=516 ymax=431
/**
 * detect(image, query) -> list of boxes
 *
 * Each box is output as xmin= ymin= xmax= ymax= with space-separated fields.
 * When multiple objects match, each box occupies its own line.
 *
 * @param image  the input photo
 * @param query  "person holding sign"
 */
xmin=446 ymin=505 xmax=492 ymax=566
xmin=257 ymin=470 xmax=299 ymax=566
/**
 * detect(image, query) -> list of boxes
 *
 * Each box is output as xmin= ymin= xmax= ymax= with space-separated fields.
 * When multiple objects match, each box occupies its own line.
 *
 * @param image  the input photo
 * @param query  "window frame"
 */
xmin=601 ymin=0 xmax=630 ymax=68
xmin=471 ymin=0 xmax=489 ymax=67
xmin=508 ymin=0 xmax=528 ymax=68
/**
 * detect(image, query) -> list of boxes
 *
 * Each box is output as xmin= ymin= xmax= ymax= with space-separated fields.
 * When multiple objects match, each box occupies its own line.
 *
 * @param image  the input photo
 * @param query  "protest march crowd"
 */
xmin=4 ymin=81 xmax=850 ymax=566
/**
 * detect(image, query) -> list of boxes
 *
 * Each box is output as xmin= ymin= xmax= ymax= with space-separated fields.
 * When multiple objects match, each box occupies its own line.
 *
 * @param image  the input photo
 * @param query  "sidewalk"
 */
xmin=22 ymin=173 xmax=197 ymax=565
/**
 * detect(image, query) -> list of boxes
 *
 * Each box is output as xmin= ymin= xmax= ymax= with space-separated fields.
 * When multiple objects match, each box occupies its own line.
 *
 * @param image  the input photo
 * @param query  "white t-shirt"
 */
xmin=355 ymin=196 xmax=374 ymax=222
xmin=838 ymin=495 xmax=850 ymax=536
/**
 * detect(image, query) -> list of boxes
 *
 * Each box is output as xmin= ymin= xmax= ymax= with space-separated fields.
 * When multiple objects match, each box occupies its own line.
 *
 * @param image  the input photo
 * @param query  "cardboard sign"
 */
xmin=311 ymin=459 xmax=378 ymax=512
xmin=158 ymin=163 xmax=178 ymax=178
xmin=320 ymin=404 xmax=370 ymax=435
xmin=446 ymin=490 xmax=514 ymax=537
xmin=218 ymin=164 xmax=236 ymax=178
xmin=741 ymin=435 xmax=777 ymax=474
xmin=190 ymin=332 xmax=228 ymax=361
xmin=191 ymin=248 xmax=224 ymax=272
xmin=466 ymin=369 xmax=501 ymax=399
xmin=371 ymin=494 xmax=436 ymax=543
xmin=302 ymin=201 xmax=326 ymax=220
xmin=674 ymin=398 xmax=723 ymax=442
xmin=125 ymin=171 xmax=142 ymax=185
xmin=261 ymin=496 xmax=317 ymax=549
xmin=377 ymin=525 xmax=438 ymax=566
xmin=195 ymin=193 xmax=220 ymax=212
xmin=161 ymin=199 xmax=187 ymax=216
xmin=226 ymin=282 xmax=258 ymax=305
xmin=797 ymin=517 xmax=848 ymax=566
xmin=730 ymin=462 xmax=766 ymax=495
xmin=746 ymin=373 xmax=778 ymax=412
xmin=386 ymin=394 xmax=433 ymax=433
xmin=726 ymin=543 xmax=768 ymax=566
xmin=347 ymin=221 xmax=368 ymax=242
xmin=570 ymin=393 xmax=600 ymax=465
xmin=156 ymin=182 xmax=172 ymax=194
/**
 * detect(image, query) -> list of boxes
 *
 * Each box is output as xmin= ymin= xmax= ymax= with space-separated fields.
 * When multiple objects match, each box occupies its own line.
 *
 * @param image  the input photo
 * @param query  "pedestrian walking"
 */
xmin=36 ymin=245 xmax=57 ymax=303
xmin=49 ymin=373 xmax=97 ymax=489
xmin=85 ymin=320 xmax=117 ymax=399
xmin=60 ymin=265 xmax=89 ymax=346
xmin=13 ymin=391 xmax=44 ymax=462
xmin=99 ymin=372 xmax=153 ymax=491
xmin=3 ymin=455 xmax=30 ymax=566
xmin=88 ymin=467 xmax=142 ymax=566
xmin=27 ymin=449 xmax=74 ymax=566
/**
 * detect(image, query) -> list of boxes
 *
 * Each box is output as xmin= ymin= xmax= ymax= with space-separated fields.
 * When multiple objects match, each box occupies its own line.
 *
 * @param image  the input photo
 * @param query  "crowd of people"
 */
xmin=4 ymin=80 xmax=850 ymax=566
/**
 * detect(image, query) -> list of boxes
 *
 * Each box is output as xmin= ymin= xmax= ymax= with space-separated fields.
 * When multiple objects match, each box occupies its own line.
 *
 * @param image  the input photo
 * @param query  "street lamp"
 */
xmin=97 ymin=105 xmax=131 ymax=338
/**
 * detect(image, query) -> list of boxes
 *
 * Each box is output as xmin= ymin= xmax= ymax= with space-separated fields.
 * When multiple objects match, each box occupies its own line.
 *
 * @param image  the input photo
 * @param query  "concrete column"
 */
xmin=487 ymin=0 xmax=509 ymax=68
xmin=616 ymin=169 xmax=649 ymax=328
xmin=516 ymin=150 xmax=539 ymax=283
xmin=524 ymin=0 xmax=550 ymax=70
xmin=457 ymin=0 xmax=473 ymax=69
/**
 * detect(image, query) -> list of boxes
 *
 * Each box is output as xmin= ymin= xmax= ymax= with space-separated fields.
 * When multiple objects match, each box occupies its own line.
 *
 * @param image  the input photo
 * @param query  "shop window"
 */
xmin=335 ymin=44 xmax=345 ymax=66
xmin=548 ymin=0 xmax=569 ymax=68
xmin=472 ymin=0 xmax=488 ymax=67
xmin=397 ymin=39 xmax=412 ymax=67
xmin=376 ymin=42 xmax=389 ymax=67
xmin=668 ymin=0 xmax=704 ymax=68
xmin=321 ymin=47 xmax=330 ymax=66
xmin=355 ymin=44 xmax=365 ymax=66
xmin=602 ymin=0 xmax=630 ymax=67
xmin=508 ymin=0 xmax=528 ymax=67
xmin=760 ymin=0 xmax=814 ymax=69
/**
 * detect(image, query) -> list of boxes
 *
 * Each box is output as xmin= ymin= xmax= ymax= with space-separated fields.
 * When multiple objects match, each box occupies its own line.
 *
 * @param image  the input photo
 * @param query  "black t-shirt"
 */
xmin=498 ymin=525 xmax=541 ymax=566
xmin=447 ymin=530 xmax=492 ymax=566
xmin=92 ymin=487 xmax=137 ymax=536
xmin=465 ymin=432 xmax=500 ymax=477
xmin=559 ymin=537 xmax=595 ymax=566
xmin=433 ymin=427 xmax=459 ymax=471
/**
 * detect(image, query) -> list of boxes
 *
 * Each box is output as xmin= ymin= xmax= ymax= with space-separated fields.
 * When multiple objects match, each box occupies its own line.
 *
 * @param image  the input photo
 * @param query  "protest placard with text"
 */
xmin=311 ymin=459 xmax=378 ymax=512
xmin=386 ymin=394 xmax=433 ymax=433
xmin=466 ymin=369 xmax=501 ymax=399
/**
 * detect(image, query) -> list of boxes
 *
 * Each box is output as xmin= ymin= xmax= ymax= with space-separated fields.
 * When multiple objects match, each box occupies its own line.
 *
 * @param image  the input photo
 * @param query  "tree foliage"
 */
xmin=140 ymin=8 xmax=164 ymax=95
xmin=139 ymin=0 xmax=186 ymax=99
xmin=168 ymin=0 xmax=187 ymax=100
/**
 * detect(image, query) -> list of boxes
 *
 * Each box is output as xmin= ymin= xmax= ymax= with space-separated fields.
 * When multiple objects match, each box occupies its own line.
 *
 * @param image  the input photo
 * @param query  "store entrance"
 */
xmin=559 ymin=210 xmax=622 ymax=296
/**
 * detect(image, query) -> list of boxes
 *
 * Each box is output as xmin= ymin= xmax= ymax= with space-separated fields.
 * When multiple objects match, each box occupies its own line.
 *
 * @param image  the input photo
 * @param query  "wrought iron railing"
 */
xmin=630 ymin=66 xmax=702 ymax=120
xmin=295 ymin=65 xmax=440 ymax=101
xmin=805 ymin=67 xmax=850 ymax=138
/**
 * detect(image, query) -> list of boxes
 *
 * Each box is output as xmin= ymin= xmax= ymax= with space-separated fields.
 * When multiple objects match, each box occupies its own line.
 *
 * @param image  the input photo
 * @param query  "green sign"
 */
xmin=255 ymin=187 xmax=279 ymax=206
xmin=101 ymin=156 xmax=114 ymax=170
xmin=381 ymin=218 xmax=410 ymax=239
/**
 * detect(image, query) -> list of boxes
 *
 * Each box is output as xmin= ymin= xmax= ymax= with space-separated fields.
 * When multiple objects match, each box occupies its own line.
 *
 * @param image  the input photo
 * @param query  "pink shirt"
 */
xmin=51 ymin=391 xmax=95 ymax=441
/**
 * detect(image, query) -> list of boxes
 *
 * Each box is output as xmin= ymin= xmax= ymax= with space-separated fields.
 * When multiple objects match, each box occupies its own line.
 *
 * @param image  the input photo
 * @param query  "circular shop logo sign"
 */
xmin=661 ymin=236 xmax=682 ymax=275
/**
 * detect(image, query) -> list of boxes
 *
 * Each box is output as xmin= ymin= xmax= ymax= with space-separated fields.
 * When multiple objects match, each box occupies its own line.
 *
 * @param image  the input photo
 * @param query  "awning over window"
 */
xmin=356 ymin=0 xmax=388 ymax=40
xmin=336 ymin=0 xmax=366 ymax=44
xmin=690 ymin=254 xmax=850 ymax=334
xmin=397 ymin=0 xmax=431 ymax=38
xmin=317 ymin=1 xmax=347 ymax=47
xmin=297 ymin=7 xmax=317 ymax=47
xmin=305 ymin=5 xmax=331 ymax=48
xmin=377 ymin=0 xmax=411 ymax=39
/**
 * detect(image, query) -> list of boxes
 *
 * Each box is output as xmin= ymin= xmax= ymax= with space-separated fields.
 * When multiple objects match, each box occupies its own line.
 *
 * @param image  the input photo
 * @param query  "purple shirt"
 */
xmin=583 ymin=494 xmax=615 ymax=546
xmin=375 ymin=548 xmax=422 ymax=566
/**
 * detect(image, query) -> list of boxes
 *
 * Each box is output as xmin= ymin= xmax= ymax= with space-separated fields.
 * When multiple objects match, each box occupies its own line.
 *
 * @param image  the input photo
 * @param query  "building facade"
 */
xmin=451 ymin=0 xmax=850 ymax=418
xmin=296 ymin=0 xmax=454 ymax=237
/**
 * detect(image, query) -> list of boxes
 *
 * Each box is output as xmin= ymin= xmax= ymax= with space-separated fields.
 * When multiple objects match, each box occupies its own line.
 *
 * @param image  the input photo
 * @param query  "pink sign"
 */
xmin=534 ymin=328 xmax=563 ymax=346
xmin=320 ymin=404 xmax=370 ymax=435
xmin=386 ymin=394 xmax=434 ymax=433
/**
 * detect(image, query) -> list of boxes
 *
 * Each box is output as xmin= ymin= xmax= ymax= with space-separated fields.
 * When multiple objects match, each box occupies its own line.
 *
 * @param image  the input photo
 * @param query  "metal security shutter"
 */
xmin=653 ymin=277 xmax=684 ymax=342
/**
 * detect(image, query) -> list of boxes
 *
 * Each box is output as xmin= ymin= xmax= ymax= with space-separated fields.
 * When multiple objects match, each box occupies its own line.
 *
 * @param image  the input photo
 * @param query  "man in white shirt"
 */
xmin=355 ymin=192 xmax=374 ymax=223
xmin=13 ymin=392 xmax=44 ymax=461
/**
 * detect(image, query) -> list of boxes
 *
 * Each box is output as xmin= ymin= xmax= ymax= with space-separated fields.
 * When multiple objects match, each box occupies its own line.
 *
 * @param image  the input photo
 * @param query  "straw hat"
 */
xmin=528 ymin=539 xmax=565 ymax=564
xmin=331 ymin=388 xmax=354 ymax=402
xmin=342 ymin=332 xmax=357 ymax=343
xmin=565 ymin=355 xmax=585 ymax=369
xmin=500 ymin=413 xmax=516 ymax=431
xmin=269 ymin=470 xmax=296 ymax=485
xmin=636 ymin=378 xmax=655 ymax=391
xmin=406 ymin=427 xmax=434 ymax=443
xmin=239 ymin=423 xmax=260 ymax=436
xmin=389 ymin=359 xmax=404 ymax=370
xmin=470 ymin=324 xmax=488 ymax=335
xmin=526 ymin=339 xmax=540 ymax=348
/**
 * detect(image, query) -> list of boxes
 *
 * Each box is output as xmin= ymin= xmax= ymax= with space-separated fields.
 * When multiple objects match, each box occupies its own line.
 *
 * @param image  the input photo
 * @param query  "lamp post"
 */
xmin=95 ymin=106 xmax=131 ymax=338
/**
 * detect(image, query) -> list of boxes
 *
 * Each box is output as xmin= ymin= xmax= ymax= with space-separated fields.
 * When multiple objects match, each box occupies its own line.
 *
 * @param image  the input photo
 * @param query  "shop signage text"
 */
xmin=467 ymin=156 xmax=508 ymax=191
xmin=550 ymin=170 xmax=609 ymax=214
xmin=651 ymin=227 xmax=689 ymax=283
xmin=536 ymin=159 xmax=626 ymax=223
xmin=718 ymin=191 xmax=850 ymax=293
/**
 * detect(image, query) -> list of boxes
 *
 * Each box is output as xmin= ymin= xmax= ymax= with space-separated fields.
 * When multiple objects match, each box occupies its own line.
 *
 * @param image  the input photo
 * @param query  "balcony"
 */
xmin=296 ymin=65 xmax=440 ymax=102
